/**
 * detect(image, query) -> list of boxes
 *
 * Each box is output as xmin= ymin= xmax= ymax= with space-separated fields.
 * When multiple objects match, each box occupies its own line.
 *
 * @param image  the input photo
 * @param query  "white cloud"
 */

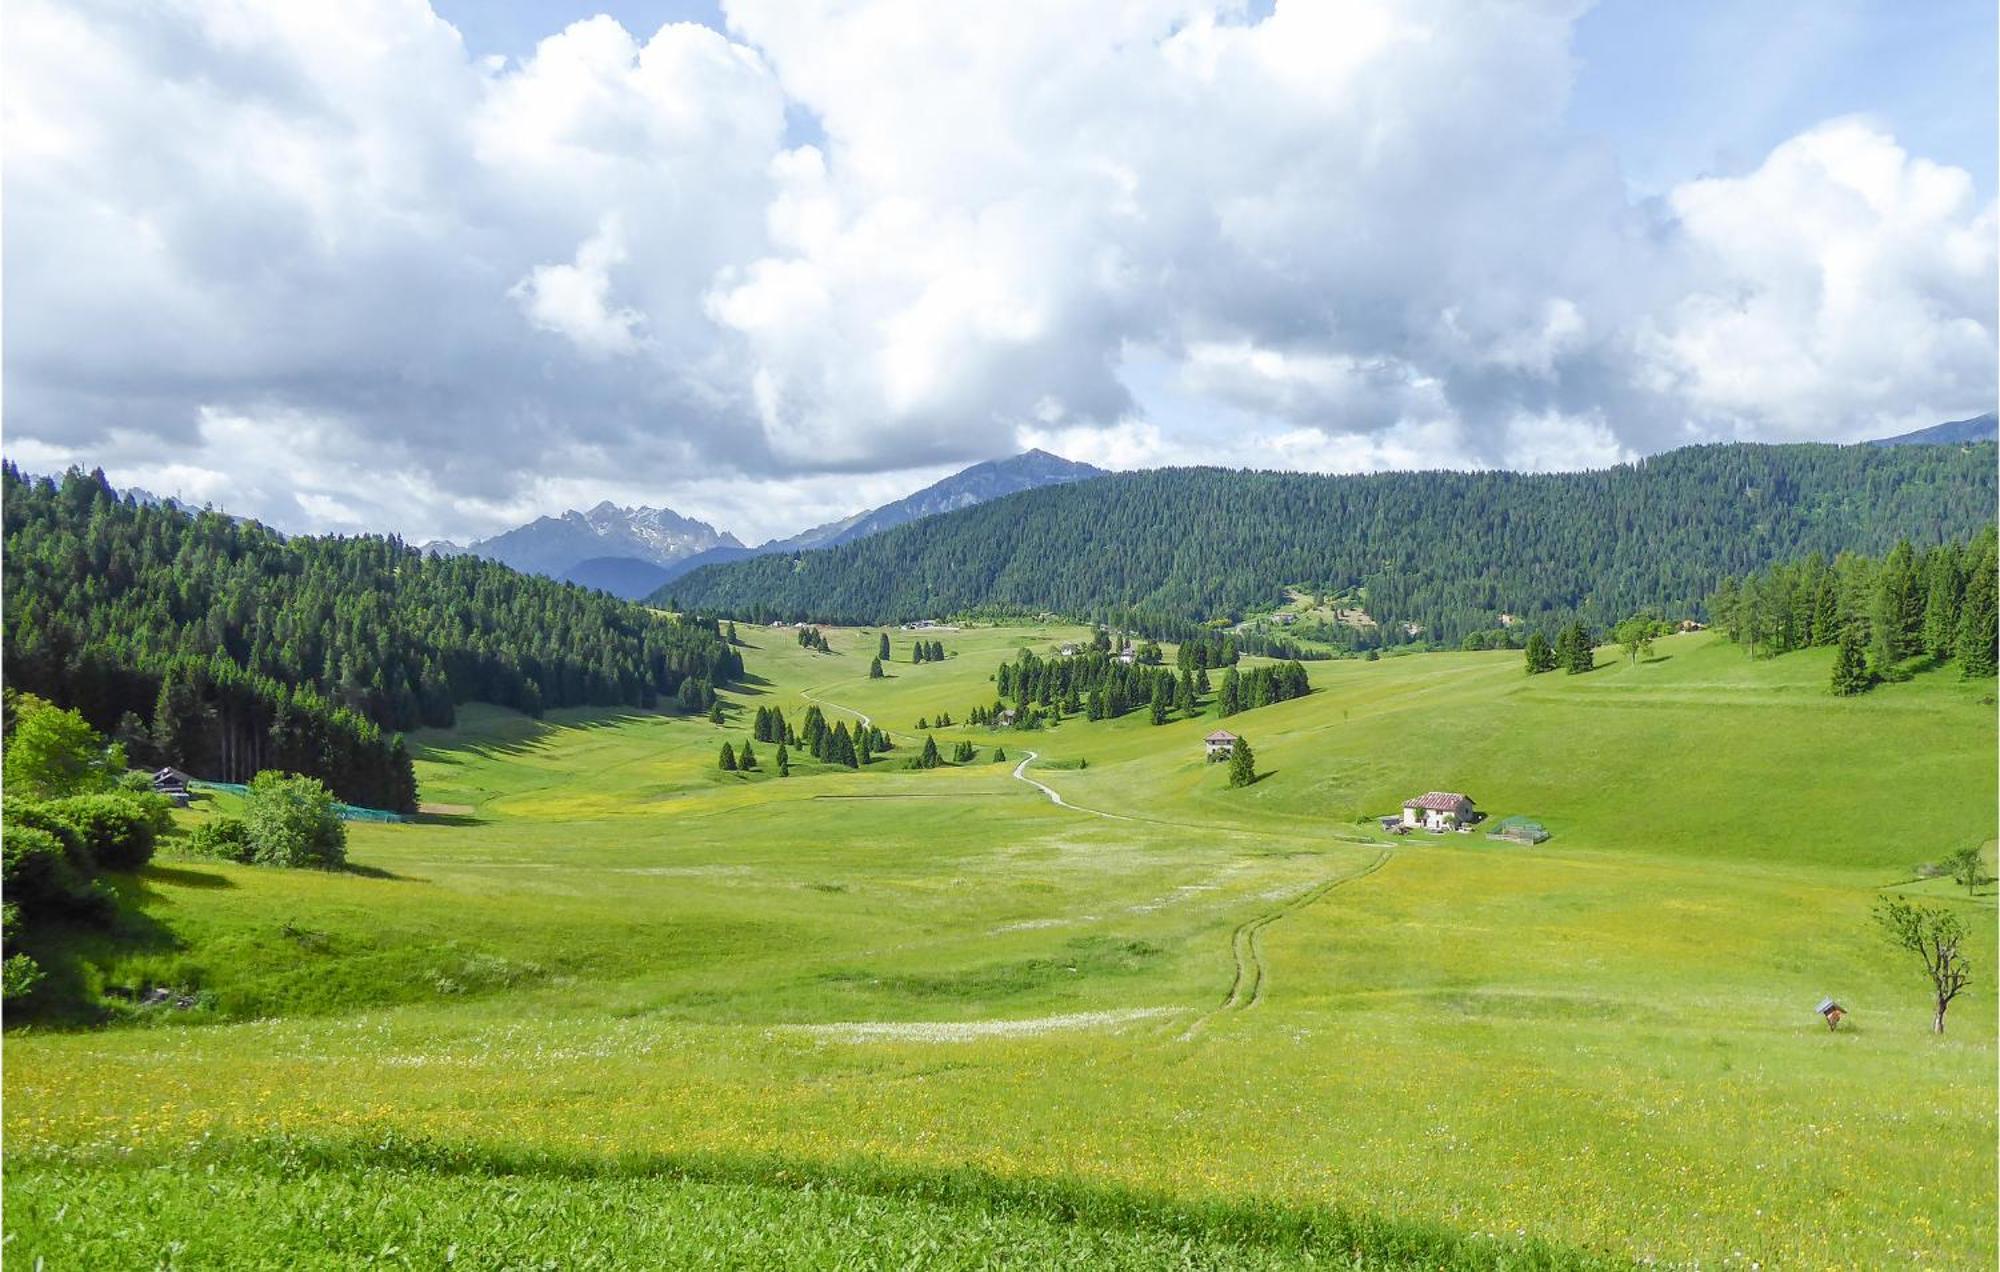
xmin=1 ymin=2 xmax=1991 ymax=544
xmin=1643 ymin=118 xmax=1997 ymax=440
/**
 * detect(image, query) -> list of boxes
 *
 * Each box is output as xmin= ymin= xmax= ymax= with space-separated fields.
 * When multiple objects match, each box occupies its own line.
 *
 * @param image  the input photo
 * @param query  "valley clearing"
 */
xmin=5 ymin=626 xmax=1994 ymax=1267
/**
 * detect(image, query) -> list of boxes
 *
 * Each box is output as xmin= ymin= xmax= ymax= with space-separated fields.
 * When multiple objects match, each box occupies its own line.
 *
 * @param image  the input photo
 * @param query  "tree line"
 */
xmin=1705 ymin=527 xmax=1997 ymax=692
xmin=4 ymin=466 xmax=741 ymax=808
xmin=664 ymin=442 xmax=1995 ymax=643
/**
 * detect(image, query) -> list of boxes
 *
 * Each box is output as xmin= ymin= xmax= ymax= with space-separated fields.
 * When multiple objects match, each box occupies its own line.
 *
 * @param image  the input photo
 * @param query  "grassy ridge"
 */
xmin=5 ymin=624 xmax=1993 ymax=1266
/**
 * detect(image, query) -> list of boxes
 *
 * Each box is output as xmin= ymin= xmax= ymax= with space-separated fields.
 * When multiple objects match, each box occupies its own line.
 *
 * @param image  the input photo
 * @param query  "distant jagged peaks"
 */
xmin=1867 ymin=412 xmax=1997 ymax=447
xmin=464 ymin=502 xmax=741 ymax=581
xmin=468 ymin=449 xmax=1107 ymax=599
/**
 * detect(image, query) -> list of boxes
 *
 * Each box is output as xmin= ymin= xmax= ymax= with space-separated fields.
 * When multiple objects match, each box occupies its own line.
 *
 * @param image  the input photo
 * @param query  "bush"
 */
xmin=45 ymin=792 xmax=165 ymax=872
xmin=1 ymin=824 xmax=108 ymax=920
xmin=186 ymin=816 xmax=255 ymax=864
xmin=2 ymin=796 xmax=95 ymax=874
xmin=241 ymin=772 xmax=347 ymax=869
xmin=2 ymin=952 xmax=44 ymax=1002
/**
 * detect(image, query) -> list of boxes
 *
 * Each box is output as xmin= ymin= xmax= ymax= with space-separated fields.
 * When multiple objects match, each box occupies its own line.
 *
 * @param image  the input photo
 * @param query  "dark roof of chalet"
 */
xmin=153 ymin=766 xmax=195 ymax=783
xmin=1205 ymin=730 xmax=1237 ymax=742
xmin=1403 ymin=791 xmax=1473 ymax=810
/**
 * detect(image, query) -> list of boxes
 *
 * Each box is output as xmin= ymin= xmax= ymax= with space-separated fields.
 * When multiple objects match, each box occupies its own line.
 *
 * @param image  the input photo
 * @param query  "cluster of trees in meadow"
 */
xmin=740 ymin=704 xmax=893 ymax=771
xmin=3 ymin=466 xmax=740 ymax=808
xmin=975 ymin=644 xmax=1310 ymax=729
xmin=1705 ymin=528 xmax=1997 ymax=692
xmin=667 ymin=443 xmax=1995 ymax=642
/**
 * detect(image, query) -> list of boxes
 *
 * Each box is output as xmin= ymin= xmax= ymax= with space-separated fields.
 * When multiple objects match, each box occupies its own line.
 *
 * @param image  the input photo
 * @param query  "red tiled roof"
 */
xmin=1205 ymin=730 xmax=1237 ymax=742
xmin=1403 ymin=791 xmax=1472 ymax=810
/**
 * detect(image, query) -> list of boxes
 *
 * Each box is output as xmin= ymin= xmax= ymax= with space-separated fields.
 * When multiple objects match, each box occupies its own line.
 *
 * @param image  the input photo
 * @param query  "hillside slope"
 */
xmin=666 ymin=442 xmax=1996 ymax=640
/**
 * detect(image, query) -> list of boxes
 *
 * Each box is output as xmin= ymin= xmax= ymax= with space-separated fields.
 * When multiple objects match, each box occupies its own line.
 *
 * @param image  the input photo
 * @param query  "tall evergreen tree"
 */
xmin=738 ymin=740 xmax=757 ymax=771
xmin=1956 ymin=541 xmax=1998 ymax=678
xmin=718 ymin=742 xmax=737 ymax=772
xmin=919 ymin=734 xmax=941 ymax=769
xmin=1921 ymin=546 xmax=1963 ymax=660
xmin=1523 ymin=631 xmax=1556 ymax=674
xmin=1226 ymin=735 xmax=1256 ymax=788
xmin=878 ymin=632 xmax=891 ymax=660
xmin=775 ymin=743 xmax=790 ymax=776
xmin=869 ymin=656 xmax=884 ymax=679
xmin=1830 ymin=624 xmax=1871 ymax=696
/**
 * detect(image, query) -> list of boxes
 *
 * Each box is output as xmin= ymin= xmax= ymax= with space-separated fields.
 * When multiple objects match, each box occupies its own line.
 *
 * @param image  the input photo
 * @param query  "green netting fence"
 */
xmin=186 ymin=781 xmax=409 ymax=823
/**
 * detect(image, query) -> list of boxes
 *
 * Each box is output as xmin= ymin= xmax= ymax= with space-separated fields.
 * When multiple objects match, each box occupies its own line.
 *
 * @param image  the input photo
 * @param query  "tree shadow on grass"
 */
xmin=141 ymin=863 xmax=236 ymax=890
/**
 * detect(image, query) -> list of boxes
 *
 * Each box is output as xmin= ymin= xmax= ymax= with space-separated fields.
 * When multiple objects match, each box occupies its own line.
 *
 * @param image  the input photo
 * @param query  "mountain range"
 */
xmin=662 ymin=436 xmax=1997 ymax=643
xmin=440 ymin=449 xmax=1105 ymax=598
xmin=1866 ymin=412 xmax=1997 ymax=447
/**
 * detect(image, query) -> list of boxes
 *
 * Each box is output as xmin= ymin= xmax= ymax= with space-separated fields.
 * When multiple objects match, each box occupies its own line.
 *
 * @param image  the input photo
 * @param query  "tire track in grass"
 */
xmin=1184 ymin=847 xmax=1394 ymax=1041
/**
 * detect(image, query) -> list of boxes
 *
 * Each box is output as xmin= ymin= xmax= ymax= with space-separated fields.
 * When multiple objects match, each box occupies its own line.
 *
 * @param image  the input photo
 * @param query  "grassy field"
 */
xmin=5 ymin=624 xmax=1994 ymax=1267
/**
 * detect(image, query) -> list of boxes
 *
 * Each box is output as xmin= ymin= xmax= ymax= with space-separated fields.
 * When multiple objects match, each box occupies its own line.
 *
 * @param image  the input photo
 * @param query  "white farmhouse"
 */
xmin=1401 ymin=791 xmax=1476 ymax=832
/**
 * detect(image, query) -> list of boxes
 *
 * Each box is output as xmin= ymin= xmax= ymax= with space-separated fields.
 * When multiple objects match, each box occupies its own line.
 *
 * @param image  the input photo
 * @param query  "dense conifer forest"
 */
xmin=1703 ymin=527 xmax=1998 ymax=688
xmin=3 ymin=467 xmax=741 ymax=809
xmin=664 ymin=442 xmax=1997 ymax=642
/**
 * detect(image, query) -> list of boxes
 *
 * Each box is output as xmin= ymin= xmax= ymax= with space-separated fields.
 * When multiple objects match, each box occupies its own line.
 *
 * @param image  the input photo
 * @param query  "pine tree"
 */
xmin=993 ymin=747 xmax=1006 ymax=762
xmin=857 ymin=730 xmax=873 ymax=765
xmin=869 ymin=656 xmax=884 ymax=679
xmin=1524 ymin=631 xmax=1556 ymax=674
xmin=1921 ymin=547 xmax=1963 ymax=661
xmin=878 ymin=633 xmax=891 ymax=660
xmin=1870 ymin=539 xmax=1922 ymax=668
xmin=738 ymin=740 xmax=757 ymax=770
xmin=718 ymin=742 xmax=737 ymax=772
xmin=1226 ymin=735 xmax=1256 ymax=788
xmin=775 ymin=743 xmax=790 ymax=776
xmin=1956 ymin=542 xmax=1998 ymax=677
xmin=919 ymin=734 xmax=941 ymax=769
xmin=1830 ymin=624 xmax=1871 ymax=696
xmin=708 ymin=702 xmax=724 ymax=724
xmin=1559 ymin=622 xmax=1594 ymax=674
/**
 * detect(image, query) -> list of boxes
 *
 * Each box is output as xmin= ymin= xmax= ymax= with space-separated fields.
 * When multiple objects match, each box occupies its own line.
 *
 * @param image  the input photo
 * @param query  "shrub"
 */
xmin=241 ymin=772 xmax=347 ymax=869
xmin=186 ymin=815 xmax=256 ymax=864
xmin=2 ymin=952 xmax=44 ymax=1002
xmin=2 ymin=796 xmax=95 ymax=874
xmin=46 ymin=792 xmax=165 ymax=872
xmin=1 ymin=824 xmax=108 ymax=920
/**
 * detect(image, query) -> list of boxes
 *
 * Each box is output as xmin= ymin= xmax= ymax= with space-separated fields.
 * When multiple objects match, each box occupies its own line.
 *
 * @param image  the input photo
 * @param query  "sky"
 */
xmin=3 ymin=1 xmax=1994 ymax=545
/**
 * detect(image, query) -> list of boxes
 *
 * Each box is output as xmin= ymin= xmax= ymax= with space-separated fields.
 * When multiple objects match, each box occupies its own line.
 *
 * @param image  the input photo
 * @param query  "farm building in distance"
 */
xmin=1204 ymin=730 xmax=1237 ymax=759
xmin=1401 ymin=791 xmax=1476 ymax=831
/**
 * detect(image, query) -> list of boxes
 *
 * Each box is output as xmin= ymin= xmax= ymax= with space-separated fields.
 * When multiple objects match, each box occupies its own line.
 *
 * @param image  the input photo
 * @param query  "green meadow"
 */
xmin=5 ymin=625 xmax=1994 ymax=1267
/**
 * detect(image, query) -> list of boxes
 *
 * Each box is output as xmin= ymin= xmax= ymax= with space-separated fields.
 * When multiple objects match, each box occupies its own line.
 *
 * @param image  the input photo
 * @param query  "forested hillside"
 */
xmin=3 ymin=467 xmax=741 ymax=809
xmin=665 ymin=443 xmax=1997 ymax=643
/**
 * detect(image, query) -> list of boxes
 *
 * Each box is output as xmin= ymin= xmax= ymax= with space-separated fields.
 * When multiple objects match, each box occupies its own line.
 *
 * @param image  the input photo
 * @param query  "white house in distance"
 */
xmin=1402 ymin=791 xmax=1476 ymax=831
xmin=1204 ymin=730 xmax=1237 ymax=759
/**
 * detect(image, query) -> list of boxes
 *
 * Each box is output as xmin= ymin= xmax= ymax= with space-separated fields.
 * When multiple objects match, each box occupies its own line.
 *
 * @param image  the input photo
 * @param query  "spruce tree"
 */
xmin=1830 ymin=624 xmax=1871 ymax=696
xmin=1524 ymin=631 xmax=1556 ymax=674
xmin=993 ymin=747 xmax=1006 ymax=762
xmin=878 ymin=632 xmax=891 ymax=660
xmin=707 ymin=702 xmax=724 ymax=724
xmin=1921 ymin=548 xmax=1962 ymax=660
xmin=775 ymin=743 xmax=790 ymax=776
xmin=919 ymin=734 xmax=941 ymax=769
xmin=1226 ymin=736 xmax=1256 ymax=788
xmin=739 ymin=740 xmax=757 ymax=770
xmin=718 ymin=742 xmax=737 ymax=772
xmin=1956 ymin=543 xmax=1998 ymax=677
xmin=869 ymin=656 xmax=884 ymax=679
